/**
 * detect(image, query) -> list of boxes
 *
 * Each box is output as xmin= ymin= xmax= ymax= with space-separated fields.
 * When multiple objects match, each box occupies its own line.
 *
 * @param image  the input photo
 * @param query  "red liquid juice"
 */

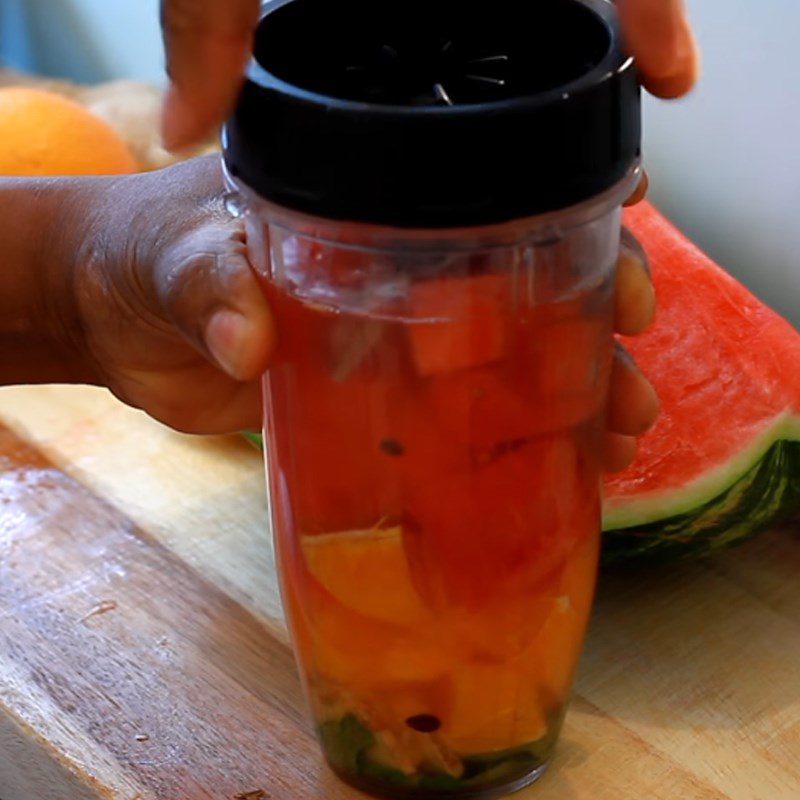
xmin=261 ymin=243 xmax=613 ymax=796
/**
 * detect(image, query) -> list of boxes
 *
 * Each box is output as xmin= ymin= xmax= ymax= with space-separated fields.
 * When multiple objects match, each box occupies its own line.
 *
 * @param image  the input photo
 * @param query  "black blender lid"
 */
xmin=223 ymin=0 xmax=641 ymax=228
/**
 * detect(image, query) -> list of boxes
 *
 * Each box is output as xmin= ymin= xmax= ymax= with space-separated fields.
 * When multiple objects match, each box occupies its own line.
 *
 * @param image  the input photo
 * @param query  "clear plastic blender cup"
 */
xmin=223 ymin=0 xmax=641 ymax=797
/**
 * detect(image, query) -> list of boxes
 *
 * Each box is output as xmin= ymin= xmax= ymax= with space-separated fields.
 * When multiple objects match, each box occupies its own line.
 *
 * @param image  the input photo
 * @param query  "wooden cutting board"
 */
xmin=1 ymin=384 xmax=799 ymax=800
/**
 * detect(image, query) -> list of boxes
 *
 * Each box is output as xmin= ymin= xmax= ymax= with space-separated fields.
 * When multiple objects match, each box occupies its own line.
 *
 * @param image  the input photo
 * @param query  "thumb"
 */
xmin=155 ymin=220 xmax=275 ymax=381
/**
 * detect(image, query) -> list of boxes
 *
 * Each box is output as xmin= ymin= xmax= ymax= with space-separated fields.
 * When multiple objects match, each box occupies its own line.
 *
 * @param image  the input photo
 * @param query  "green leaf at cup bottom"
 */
xmin=318 ymin=712 xmax=560 ymax=792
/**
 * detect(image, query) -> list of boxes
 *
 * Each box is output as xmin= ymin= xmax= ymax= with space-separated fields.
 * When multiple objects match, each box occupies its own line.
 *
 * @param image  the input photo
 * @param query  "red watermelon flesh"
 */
xmin=603 ymin=202 xmax=800 ymax=561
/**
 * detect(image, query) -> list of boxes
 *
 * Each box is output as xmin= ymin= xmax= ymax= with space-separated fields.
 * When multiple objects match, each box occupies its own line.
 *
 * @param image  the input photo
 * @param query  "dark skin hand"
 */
xmin=68 ymin=159 xmax=274 ymax=435
xmin=56 ymin=160 xmax=272 ymax=433
xmin=0 ymin=157 xmax=652 ymax=471
xmin=1 ymin=1 xmax=700 ymax=470
xmin=157 ymin=0 xmax=696 ymax=468
xmin=159 ymin=0 xmax=700 ymax=148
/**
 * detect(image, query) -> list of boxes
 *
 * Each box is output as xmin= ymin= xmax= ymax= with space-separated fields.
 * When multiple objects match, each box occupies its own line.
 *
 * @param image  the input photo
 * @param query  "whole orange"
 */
xmin=0 ymin=87 xmax=138 ymax=176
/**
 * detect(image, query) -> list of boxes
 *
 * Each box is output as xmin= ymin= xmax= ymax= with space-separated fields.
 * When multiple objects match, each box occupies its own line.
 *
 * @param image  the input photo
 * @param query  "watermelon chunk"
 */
xmin=406 ymin=274 xmax=508 ymax=376
xmin=602 ymin=202 xmax=800 ymax=563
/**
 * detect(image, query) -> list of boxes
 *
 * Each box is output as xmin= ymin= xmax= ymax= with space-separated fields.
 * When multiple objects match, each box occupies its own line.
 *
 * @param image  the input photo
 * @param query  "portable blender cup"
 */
xmin=223 ymin=0 xmax=641 ymax=796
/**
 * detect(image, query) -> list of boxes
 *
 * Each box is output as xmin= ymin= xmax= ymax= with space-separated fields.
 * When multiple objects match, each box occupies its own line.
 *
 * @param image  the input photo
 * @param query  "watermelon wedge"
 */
xmin=244 ymin=202 xmax=800 ymax=563
xmin=603 ymin=202 xmax=800 ymax=563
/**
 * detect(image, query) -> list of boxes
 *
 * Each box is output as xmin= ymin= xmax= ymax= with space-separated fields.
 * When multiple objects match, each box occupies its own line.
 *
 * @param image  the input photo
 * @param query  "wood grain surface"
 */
xmin=1 ymin=384 xmax=799 ymax=800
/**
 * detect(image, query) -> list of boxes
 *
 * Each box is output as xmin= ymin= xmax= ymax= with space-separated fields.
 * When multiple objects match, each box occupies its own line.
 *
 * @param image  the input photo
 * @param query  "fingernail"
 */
xmin=644 ymin=22 xmax=700 ymax=99
xmin=205 ymin=308 xmax=250 ymax=379
xmin=623 ymin=171 xmax=649 ymax=207
xmin=620 ymin=229 xmax=650 ymax=277
xmin=644 ymin=68 xmax=697 ymax=100
xmin=613 ymin=340 xmax=637 ymax=369
xmin=161 ymin=84 xmax=200 ymax=152
xmin=615 ymin=251 xmax=656 ymax=336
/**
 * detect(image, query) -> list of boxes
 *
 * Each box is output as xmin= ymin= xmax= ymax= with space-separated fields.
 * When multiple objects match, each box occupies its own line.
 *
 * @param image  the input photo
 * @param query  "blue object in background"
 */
xmin=0 ymin=0 xmax=35 ymax=69
xmin=0 ymin=0 xmax=163 ymax=84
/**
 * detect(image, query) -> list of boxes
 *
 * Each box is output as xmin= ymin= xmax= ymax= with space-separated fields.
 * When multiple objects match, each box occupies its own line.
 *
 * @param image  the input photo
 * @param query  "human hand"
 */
xmin=159 ymin=0 xmax=699 ymax=150
xmin=592 ymin=0 xmax=700 ymax=468
xmin=160 ymin=0 xmax=260 ymax=152
xmin=607 ymin=191 xmax=658 ymax=472
xmin=52 ymin=157 xmax=652 ymax=474
xmin=618 ymin=0 xmax=700 ymax=99
xmin=151 ymin=0 xmax=695 ymax=460
xmin=65 ymin=156 xmax=273 ymax=434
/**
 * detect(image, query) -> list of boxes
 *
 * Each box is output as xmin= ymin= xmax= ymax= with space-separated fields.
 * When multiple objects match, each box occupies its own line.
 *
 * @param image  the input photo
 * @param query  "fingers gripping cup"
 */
xmin=223 ymin=1 xmax=641 ymax=796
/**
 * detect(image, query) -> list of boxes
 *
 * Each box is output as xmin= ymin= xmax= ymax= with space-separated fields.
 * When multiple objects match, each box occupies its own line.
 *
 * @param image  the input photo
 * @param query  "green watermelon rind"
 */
xmin=602 ymin=412 xmax=800 ymax=530
xmin=242 ymin=430 xmax=264 ymax=449
xmin=602 ymin=435 xmax=800 ymax=565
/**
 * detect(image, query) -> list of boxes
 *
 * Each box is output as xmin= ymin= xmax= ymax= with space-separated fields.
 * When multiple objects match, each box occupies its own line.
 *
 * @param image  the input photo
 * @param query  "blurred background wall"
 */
xmin=642 ymin=1 xmax=800 ymax=326
xmin=0 ymin=0 xmax=163 ymax=84
xmin=0 ymin=0 xmax=798 ymax=324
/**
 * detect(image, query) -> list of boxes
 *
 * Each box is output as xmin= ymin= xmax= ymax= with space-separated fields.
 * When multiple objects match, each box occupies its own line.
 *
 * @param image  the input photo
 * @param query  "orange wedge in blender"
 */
xmin=533 ymin=531 xmax=599 ymax=702
xmin=441 ymin=660 xmax=547 ymax=754
xmin=309 ymin=592 xmax=450 ymax=687
xmin=302 ymin=527 xmax=428 ymax=627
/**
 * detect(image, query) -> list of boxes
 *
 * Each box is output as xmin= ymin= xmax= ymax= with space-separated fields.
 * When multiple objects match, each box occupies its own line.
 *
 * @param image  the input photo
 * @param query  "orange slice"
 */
xmin=302 ymin=526 xmax=428 ymax=627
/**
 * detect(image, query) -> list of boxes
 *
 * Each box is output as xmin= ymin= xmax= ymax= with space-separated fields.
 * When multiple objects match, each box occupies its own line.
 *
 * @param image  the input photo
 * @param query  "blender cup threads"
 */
xmin=223 ymin=1 xmax=640 ymax=797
